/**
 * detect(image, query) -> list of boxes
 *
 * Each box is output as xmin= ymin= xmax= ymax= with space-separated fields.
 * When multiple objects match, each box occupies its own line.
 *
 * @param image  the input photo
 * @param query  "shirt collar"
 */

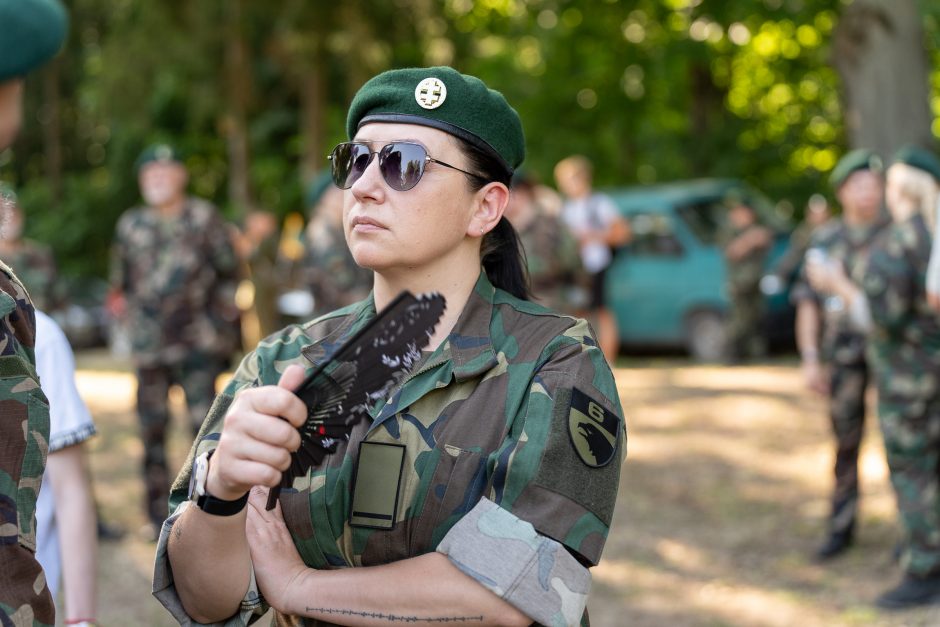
xmin=447 ymin=271 xmax=498 ymax=382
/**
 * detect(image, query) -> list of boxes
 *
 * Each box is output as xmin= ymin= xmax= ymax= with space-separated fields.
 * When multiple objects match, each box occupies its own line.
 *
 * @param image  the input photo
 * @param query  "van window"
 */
xmin=676 ymin=200 xmax=725 ymax=245
xmin=629 ymin=213 xmax=683 ymax=256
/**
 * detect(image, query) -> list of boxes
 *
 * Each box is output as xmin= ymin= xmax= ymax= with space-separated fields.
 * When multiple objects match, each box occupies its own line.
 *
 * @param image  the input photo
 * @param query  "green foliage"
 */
xmin=2 ymin=0 xmax=939 ymax=280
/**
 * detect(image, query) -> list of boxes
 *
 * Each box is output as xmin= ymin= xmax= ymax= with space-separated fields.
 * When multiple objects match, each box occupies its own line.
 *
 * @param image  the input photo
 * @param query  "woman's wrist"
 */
xmin=284 ymin=565 xmax=318 ymax=617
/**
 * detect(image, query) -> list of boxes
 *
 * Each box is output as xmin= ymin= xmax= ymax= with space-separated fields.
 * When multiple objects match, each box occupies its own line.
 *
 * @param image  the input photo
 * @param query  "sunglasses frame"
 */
xmin=328 ymin=141 xmax=484 ymax=191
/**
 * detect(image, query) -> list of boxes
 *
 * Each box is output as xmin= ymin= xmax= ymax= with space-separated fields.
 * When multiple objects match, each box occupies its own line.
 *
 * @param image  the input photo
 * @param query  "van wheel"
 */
xmin=685 ymin=310 xmax=726 ymax=362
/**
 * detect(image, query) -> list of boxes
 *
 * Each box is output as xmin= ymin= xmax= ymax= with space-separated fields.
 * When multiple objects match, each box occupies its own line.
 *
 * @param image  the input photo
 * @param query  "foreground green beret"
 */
xmin=346 ymin=66 xmax=525 ymax=177
xmin=305 ymin=171 xmax=334 ymax=209
xmin=135 ymin=144 xmax=184 ymax=172
xmin=830 ymin=149 xmax=882 ymax=189
xmin=892 ymin=144 xmax=940 ymax=182
xmin=0 ymin=0 xmax=68 ymax=82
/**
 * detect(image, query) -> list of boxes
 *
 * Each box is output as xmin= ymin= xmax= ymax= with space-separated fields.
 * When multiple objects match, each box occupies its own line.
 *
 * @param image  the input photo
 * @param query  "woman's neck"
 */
xmin=373 ymin=252 xmax=482 ymax=351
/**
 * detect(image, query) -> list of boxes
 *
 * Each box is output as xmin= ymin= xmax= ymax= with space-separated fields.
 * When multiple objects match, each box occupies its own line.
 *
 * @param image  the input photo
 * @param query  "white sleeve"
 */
xmin=596 ymin=194 xmax=620 ymax=226
xmin=927 ymin=200 xmax=940 ymax=299
xmin=34 ymin=310 xmax=96 ymax=451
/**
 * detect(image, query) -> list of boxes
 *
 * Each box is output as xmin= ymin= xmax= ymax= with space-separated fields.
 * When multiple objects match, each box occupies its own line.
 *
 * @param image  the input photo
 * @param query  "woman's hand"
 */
xmin=805 ymin=257 xmax=846 ymax=295
xmin=245 ymin=486 xmax=309 ymax=614
xmin=206 ymin=364 xmax=308 ymax=501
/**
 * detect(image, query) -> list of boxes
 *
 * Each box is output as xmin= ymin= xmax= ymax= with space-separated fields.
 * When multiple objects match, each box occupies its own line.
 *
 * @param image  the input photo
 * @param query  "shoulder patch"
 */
xmin=567 ymin=387 xmax=620 ymax=467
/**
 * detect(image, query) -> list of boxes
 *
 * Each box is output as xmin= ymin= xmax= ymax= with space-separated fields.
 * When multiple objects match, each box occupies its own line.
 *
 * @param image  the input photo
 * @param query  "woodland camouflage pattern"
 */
xmin=721 ymin=223 xmax=771 ymax=359
xmin=0 ymin=261 xmax=54 ymax=627
xmin=110 ymin=197 xmax=240 ymax=367
xmin=792 ymin=215 xmax=889 ymax=536
xmin=154 ymin=272 xmax=626 ymax=626
xmin=861 ymin=213 xmax=940 ymax=577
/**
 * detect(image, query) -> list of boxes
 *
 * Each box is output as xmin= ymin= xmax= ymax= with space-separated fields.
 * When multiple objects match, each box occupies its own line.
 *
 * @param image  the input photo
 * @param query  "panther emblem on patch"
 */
xmin=567 ymin=387 xmax=620 ymax=467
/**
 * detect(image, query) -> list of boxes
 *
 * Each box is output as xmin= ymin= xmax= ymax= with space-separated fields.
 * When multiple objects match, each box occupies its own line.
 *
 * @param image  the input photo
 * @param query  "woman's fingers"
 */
xmin=227 ymin=436 xmax=293 ymax=471
xmin=278 ymin=364 xmax=307 ymax=392
xmin=238 ymin=386 xmax=308 ymax=430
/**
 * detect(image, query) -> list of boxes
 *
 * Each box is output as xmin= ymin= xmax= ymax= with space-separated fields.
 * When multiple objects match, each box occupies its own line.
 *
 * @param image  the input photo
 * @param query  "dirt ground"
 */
xmin=69 ymin=351 xmax=940 ymax=626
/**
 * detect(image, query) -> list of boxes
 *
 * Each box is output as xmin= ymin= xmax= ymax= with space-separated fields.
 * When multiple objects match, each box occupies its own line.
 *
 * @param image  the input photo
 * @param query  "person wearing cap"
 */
xmin=506 ymin=169 xmax=584 ymax=314
xmin=108 ymin=144 xmax=240 ymax=539
xmin=302 ymin=172 xmax=373 ymax=317
xmin=719 ymin=194 xmax=773 ymax=363
xmin=155 ymin=67 xmax=625 ymax=627
xmin=792 ymin=149 xmax=889 ymax=562
xmin=0 ymin=0 xmax=68 ymax=624
xmin=807 ymin=146 xmax=940 ymax=607
xmin=554 ymin=155 xmax=631 ymax=363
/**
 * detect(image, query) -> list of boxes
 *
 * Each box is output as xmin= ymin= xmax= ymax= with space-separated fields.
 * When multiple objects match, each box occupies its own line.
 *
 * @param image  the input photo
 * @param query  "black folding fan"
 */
xmin=266 ymin=291 xmax=446 ymax=510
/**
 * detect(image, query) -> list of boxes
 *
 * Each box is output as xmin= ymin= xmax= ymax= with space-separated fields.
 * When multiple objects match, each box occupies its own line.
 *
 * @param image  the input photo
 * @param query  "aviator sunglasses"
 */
xmin=328 ymin=141 xmax=482 ymax=192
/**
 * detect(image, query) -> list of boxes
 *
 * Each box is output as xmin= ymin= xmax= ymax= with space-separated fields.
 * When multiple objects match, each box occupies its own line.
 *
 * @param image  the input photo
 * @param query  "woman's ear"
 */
xmin=468 ymin=182 xmax=509 ymax=238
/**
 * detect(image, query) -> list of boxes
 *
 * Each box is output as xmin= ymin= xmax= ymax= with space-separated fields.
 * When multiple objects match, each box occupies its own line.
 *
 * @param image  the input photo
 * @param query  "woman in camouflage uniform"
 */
xmin=155 ymin=67 xmax=625 ymax=627
xmin=808 ymin=146 xmax=940 ymax=609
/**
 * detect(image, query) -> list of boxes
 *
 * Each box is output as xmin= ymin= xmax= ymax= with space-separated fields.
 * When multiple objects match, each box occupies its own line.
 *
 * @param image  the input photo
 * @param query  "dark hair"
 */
xmin=456 ymin=139 xmax=531 ymax=300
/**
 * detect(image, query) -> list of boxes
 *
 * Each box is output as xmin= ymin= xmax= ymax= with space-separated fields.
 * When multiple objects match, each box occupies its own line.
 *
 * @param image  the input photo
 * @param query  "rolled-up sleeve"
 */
xmin=437 ymin=497 xmax=591 ymax=627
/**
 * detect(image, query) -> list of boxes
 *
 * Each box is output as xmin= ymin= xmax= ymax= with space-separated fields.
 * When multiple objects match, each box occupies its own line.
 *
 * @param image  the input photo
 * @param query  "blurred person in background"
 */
xmin=0 ymin=0 xmax=68 ymax=623
xmin=772 ymin=193 xmax=833 ymax=292
xmin=807 ymin=146 xmax=940 ymax=608
xmin=34 ymin=310 xmax=98 ymax=626
xmin=719 ymin=195 xmax=773 ymax=363
xmin=233 ymin=209 xmax=282 ymax=346
xmin=792 ymin=149 xmax=889 ymax=561
xmin=506 ymin=169 xmax=584 ymax=314
xmin=0 ymin=183 xmax=61 ymax=312
xmin=108 ymin=144 xmax=240 ymax=539
xmin=302 ymin=172 xmax=372 ymax=317
xmin=554 ymin=155 xmax=631 ymax=362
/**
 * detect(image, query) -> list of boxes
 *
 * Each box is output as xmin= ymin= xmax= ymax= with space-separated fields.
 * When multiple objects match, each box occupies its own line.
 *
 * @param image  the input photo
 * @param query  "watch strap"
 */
xmin=195 ymin=490 xmax=249 ymax=516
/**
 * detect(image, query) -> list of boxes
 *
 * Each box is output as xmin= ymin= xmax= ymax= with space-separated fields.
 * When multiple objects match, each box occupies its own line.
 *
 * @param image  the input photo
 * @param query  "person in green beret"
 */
xmin=808 ymin=146 xmax=940 ymax=608
xmin=791 ymin=149 xmax=890 ymax=562
xmin=0 ymin=1 xmax=67 ymax=625
xmin=155 ymin=67 xmax=625 ymax=627
xmin=109 ymin=144 xmax=240 ymax=540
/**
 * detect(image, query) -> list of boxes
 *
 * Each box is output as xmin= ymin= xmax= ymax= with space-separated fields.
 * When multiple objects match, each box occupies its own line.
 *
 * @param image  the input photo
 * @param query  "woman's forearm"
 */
xmin=167 ymin=505 xmax=252 ymax=623
xmin=47 ymin=445 xmax=97 ymax=621
xmin=284 ymin=552 xmax=530 ymax=627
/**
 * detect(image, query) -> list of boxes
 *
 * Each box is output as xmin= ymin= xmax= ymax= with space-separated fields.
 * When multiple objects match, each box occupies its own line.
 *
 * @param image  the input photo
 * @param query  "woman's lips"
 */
xmin=351 ymin=215 xmax=387 ymax=232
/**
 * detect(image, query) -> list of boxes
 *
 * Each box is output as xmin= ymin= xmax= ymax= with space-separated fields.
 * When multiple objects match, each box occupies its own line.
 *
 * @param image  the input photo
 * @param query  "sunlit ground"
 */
xmin=71 ymin=351 xmax=940 ymax=626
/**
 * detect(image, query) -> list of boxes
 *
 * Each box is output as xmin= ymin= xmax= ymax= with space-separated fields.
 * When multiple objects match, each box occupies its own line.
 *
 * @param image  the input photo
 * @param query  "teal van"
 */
xmin=603 ymin=179 xmax=793 ymax=360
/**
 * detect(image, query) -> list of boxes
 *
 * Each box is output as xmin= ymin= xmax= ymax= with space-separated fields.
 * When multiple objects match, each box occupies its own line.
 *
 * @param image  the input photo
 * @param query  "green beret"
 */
xmin=0 ymin=0 xmax=68 ymax=82
xmin=892 ymin=144 xmax=940 ymax=182
xmin=135 ymin=144 xmax=184 ymax=172
xmin=830 ymin=149 xmax=882 ymax=189
xmin=346 ymin=66 xmax=525 ymax=178
xmin=305 ymin=171 xmax=334 ymax=209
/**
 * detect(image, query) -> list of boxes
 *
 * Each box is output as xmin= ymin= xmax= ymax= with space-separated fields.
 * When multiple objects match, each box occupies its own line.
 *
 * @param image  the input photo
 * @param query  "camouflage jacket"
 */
xmin=792 ymin=215 xmax=891 ymax=366
xmin=861 ymin=214 xmax=940 ymax=403
xmin=154 ymin=272 xmax=626 ymax=626
xmin=518 ymin=209 xmax=585 ymax=314
xmin=1 ymin=240 xmax=59 ymax=312
xmin=0 ymin=261 xmax=54 ymax=627
xmin=110 ymin=198 xmax=240 ymax=366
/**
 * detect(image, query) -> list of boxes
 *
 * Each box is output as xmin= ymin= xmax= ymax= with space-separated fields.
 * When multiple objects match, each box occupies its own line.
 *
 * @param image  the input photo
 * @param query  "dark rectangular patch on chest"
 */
xmin=350 ymin=441 xmax=406 ymax=530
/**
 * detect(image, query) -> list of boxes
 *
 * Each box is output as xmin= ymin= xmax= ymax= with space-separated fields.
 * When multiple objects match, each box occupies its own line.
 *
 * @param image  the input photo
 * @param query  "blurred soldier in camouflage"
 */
xmin=302 ymin=173 xmax=372 ymax=316
xmin=806 ymin=146 xmax=940 ymax=607
xmin=771 ymin=193 xmax=832 ymax=291
xmin=109 ymin=144 xmax=240 ymax=537
xmin=720 ymin=196 xmax=773 ymax=362
xmin=505 ymin=170 xmax=584 ymax=314
xmin=0 ymin=0 xmax=68 ymax=624
xmin=793 ymin=149 xmax=889 ymax=561
xmin=0 ymin=184 xmax=60 ymax=312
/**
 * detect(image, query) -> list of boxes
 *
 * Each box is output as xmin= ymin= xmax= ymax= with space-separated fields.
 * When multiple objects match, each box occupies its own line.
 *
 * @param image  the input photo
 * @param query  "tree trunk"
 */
xmin=832 ymin=0 xmax=933 ymax=159
xmin=224 ymin=0 xmax=253 ymax=217
xmin=299 ymin=56 xmax=326 ymax=187
xmin=41 ymin=59 xmax=63 ymax=202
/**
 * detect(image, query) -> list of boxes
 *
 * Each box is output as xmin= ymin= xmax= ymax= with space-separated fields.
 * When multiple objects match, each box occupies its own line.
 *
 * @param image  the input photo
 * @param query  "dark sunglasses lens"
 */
xmin=331 ymin=143 xmax=371 ymax=189
xmin=380 ymin=143 xmax=427 ymax=191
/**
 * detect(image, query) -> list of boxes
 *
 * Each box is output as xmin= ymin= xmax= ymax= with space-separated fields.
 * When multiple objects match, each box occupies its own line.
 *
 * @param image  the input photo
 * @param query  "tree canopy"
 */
xmin=5 ymin=0 xmax=940 ymax=278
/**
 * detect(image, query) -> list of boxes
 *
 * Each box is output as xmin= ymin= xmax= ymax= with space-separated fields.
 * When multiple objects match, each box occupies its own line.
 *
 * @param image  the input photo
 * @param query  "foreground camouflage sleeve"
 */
xmin=152 ymin=350 xmax=268 ymax=626
xmin=437 ymin=498 xmax=592 ymax=627
xmin=0 ymin=265 xmax=55 ymax=626
xmin=441 ymin=319 xmax=625 ymax=626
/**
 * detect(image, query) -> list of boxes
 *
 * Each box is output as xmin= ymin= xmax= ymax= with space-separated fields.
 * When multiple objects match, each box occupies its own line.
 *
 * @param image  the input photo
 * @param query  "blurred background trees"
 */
xmin=4 ymin=0 xmax=940 ymax=279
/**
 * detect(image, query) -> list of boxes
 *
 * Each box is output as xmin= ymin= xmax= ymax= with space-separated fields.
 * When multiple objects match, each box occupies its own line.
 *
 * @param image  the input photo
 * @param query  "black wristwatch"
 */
xmin=188 ymin=449 xmax=249 ymax=516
